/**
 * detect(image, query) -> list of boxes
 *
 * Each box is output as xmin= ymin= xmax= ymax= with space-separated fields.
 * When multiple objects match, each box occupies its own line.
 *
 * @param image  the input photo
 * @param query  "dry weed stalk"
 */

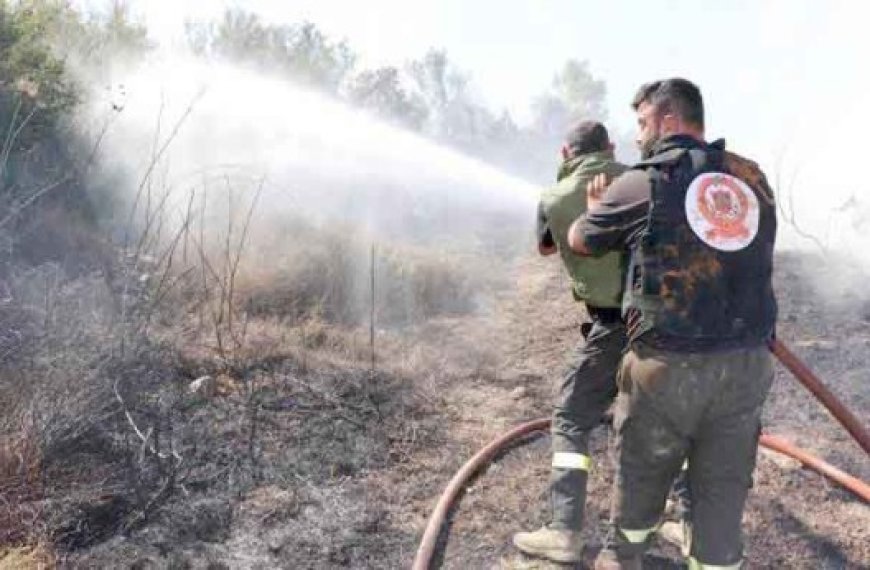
xmin=773 ymin=147 xmax=828 ymax=253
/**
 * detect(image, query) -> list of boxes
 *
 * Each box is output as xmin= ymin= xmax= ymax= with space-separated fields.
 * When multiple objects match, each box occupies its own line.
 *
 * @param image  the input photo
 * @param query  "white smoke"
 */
xmin=87 ymin=56 xmax=538 ymax=248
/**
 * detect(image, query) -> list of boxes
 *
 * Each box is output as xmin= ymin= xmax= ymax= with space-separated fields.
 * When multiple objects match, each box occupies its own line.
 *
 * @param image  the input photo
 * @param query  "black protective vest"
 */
xmin=624 ymin=139 xmax=777 ymax=351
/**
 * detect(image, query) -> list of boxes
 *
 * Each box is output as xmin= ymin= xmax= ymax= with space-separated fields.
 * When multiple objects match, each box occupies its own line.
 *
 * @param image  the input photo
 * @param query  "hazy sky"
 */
xmin=87 ymin=0 xmax=870 ymax=249
xmin=125 ymin=2 xmax=864 ymax=141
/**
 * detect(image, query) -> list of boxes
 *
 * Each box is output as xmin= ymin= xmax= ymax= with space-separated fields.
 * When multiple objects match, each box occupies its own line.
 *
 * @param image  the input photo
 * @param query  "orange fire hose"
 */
xmin=769 ymin=339 xmax=870 ymax=455
xmin=411 ymin=418 xmax=550 ymax=570
xmin=759 ymin=433 xmax=870 ymax=501
xmin=411 ymin=341 xmax=870 ymax=570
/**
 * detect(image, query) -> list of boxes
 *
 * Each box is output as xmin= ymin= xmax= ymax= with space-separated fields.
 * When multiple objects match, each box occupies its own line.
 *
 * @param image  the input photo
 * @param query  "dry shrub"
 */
xmin=0 ymin=182 xmax=497 ymax=564
xmin=236 ymin=222 xmax=366 ymax=323
xmin=0 ymin=544 xmax=54 ymax=569
xmin=235 ymin=221 xmax=484 ymax=326
xmin=12 ymin=206 xmax=114 ymax=278
xmin=0 ymin=425 xmax=43 ymax=546
xmin=0 ymin=420 xmax=40 ymax=487
xmin=0 ymin=257 xmax=182 ymax=550
xmin=0 ymin=265 xmax=116 ymax=548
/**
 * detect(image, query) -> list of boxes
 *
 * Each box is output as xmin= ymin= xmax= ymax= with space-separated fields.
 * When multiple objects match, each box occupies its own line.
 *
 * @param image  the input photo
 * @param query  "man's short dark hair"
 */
xmin=565 ymin=120 xmax=610 ymax=156
xmin=631 ymin=78 xmax=704 ymax=129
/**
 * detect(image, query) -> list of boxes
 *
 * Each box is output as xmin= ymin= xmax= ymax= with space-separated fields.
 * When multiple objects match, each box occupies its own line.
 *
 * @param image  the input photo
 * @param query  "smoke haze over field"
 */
xmin=91 ymin=0 xmax=870 ymax=259
xmin=84 ymin=57 xmax=542 ymax=324
xmin=73 ymin=0 xmax=870 ymax=297
xmin=90 ymin=58 xmax=537 ymax=244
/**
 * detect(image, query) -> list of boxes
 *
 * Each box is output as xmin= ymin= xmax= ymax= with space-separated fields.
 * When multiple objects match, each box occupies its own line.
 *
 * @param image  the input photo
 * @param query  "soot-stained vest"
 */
xmin=624 ymin=138 xmax=777 ymax=351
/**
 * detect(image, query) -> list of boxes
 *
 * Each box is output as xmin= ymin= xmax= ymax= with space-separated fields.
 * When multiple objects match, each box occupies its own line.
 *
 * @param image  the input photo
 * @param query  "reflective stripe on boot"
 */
xmin=688 ymin=556 xmax=742 ymax=569
xmin=552 ymin=452 xmax=591 ymax=470
xmin=620 ymin=525 xmax=657 ymax=544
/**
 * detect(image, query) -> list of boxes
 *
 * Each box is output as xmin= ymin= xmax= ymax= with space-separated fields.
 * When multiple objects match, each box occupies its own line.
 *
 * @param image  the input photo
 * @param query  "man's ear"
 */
xmin=607 ymin=142 xmax=615 ymax=152
xmin=561 ymin=145 xmax=571 ymax=160
xmin=660 ymin=113 xmax=678 ymax=136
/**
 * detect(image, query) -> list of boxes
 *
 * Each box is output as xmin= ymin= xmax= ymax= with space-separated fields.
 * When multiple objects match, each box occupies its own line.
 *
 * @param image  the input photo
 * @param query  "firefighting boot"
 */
xmin=592 ymin=548 xmax=642 ymax=570
xmin=512 ymin=526 xmax=584 ymax=563
xmin=657 ymin=520 xmax=690 ymax=557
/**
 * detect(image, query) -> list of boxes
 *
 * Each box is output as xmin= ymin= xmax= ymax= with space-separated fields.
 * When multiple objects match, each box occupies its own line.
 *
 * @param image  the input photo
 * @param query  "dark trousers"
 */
xmin=549 ymin=314 xmax=626 ymax=530
xmin=610 ymin=343 xmax=773 ymax=565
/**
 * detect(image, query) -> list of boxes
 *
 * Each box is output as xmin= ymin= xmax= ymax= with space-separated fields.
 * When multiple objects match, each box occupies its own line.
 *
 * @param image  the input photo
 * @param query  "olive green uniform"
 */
xmin=537 ymin=150 xmax=629 ymax=530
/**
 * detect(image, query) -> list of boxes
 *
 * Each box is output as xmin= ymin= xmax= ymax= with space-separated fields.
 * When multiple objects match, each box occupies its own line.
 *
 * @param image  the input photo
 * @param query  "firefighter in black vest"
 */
xmin=568 ymin=78 xmax=777 ymax=570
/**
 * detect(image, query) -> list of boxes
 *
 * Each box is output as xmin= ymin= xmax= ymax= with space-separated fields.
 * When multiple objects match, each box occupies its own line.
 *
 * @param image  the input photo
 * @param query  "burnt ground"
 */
xmin=9 ymin=251 xmax=869 ymax=569
xmin=384 ymin=252 xmax=870 ymax=570
xmin=421 ymin=252 xmax=870 ymax=570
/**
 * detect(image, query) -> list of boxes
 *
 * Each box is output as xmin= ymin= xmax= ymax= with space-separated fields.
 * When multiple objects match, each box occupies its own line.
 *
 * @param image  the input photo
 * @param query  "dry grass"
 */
xmin=0 ymin=187 xmax=497 ymax=564
xmin=0 ymin=544 xmax=54 ymax=569
xmin=0 ymin=427 xmax=43 ymax=547
xmin=235 ymin=221 xmax=485 ymax=326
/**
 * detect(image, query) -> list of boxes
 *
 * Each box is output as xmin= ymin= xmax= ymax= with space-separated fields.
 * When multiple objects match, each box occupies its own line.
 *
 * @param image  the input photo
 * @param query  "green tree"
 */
xmin=91 ymin=0 xmax=151 ymax=62
xmin=407 ymin=49 xmax=470 ymax=140
xmin=7 ymin=1 xmax=150 ymax=75
xmin=531 ymin=59 xmax=606 ymax=140
xmin=553 ymin=59 xmax=606 ymax=121
xmin=529 ymin=93 xmax=569 ymax=142
xmin=187 ymin=10 xmax=355 ymax=94
xmin=406 ymin=48 xmax=515 ymax=153
xmin=0 ymin=1 xmax=147 ymax=236
xmin=346 ymin=66 xmax=427 ymax=130
xmin=0 ymin=0 xmax=78 ymax=152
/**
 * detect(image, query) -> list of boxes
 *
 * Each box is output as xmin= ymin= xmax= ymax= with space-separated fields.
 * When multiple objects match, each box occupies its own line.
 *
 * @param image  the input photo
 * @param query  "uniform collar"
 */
xmin=651 ymin=134 xmax=726 ymax=156
xmin=556 ymin=149 xmax=614 ymax=182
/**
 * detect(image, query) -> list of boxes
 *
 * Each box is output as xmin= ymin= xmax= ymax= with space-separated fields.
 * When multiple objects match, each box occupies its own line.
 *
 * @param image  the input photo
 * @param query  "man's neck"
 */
xmin=664 ymin=129 xmax=704 ymax=142
xmin=658 ymin=133 xmax=706 ymax=147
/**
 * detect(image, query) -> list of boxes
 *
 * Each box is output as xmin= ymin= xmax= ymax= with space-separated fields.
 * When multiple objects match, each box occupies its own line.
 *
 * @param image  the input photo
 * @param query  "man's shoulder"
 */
xmin=604 ymin=160 xmax=630 ymax=183
xmin=540 ymin=175 xmax=575 ymax=202
xmin=610 ymin=160 xmax=630 ymax=175
xmin=589 ymin=157 xmax=628 ymax=175
xmin=543 ymin=157 xmax=631 ymax=200
xmin=722 ymin=150 xmax=773 ymax=197
xmin=544 ymin=161 xmax=605 ymax=196
xmin=567 ymin=158 xmax=627 ymax=187
xmin=607 ymin=168 xmax=651 ymax=202
xmin=723 ymin=149 xmax=765 ymax=177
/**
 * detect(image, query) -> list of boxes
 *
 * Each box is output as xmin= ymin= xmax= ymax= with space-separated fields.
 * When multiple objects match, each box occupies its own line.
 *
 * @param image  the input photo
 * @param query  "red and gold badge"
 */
xmin=685 ymin=172 xmax=759 ymax=251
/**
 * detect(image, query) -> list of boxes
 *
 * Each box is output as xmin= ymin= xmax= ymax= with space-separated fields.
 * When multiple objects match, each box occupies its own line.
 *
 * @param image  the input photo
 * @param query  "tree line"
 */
xmin=0 ymin=0 xmax=612 ymax=216
xmin=185 ymin=8 xmax=610 ymax=181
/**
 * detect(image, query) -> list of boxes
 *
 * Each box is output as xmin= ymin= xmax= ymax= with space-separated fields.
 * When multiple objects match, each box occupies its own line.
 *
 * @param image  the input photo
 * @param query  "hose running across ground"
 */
xmin=412 ymin=341 xmax=870 ymax=570
xmin=769 ymin=339 xmax=870 ymax=454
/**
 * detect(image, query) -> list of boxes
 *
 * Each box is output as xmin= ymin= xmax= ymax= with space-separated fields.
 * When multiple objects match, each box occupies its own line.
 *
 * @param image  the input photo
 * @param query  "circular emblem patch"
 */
xmin=685 ymin=172 xmax=759 ymax=251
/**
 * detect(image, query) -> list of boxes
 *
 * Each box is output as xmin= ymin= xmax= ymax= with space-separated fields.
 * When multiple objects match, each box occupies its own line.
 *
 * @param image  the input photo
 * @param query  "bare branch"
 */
xmin=125 ymin=88 xmax=205 ymax=252
xmin=0 ymin=176 xmax=73 ymax=230
xmin=773 ymin=148 xmax=828 ymax=253
xmin=0 ymin=106 xmax=121 ymax=231
xmin=113 ymin=377 xmax=181 ymax=464
xmin=0 ymin=102 xmax=39 ymax=181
